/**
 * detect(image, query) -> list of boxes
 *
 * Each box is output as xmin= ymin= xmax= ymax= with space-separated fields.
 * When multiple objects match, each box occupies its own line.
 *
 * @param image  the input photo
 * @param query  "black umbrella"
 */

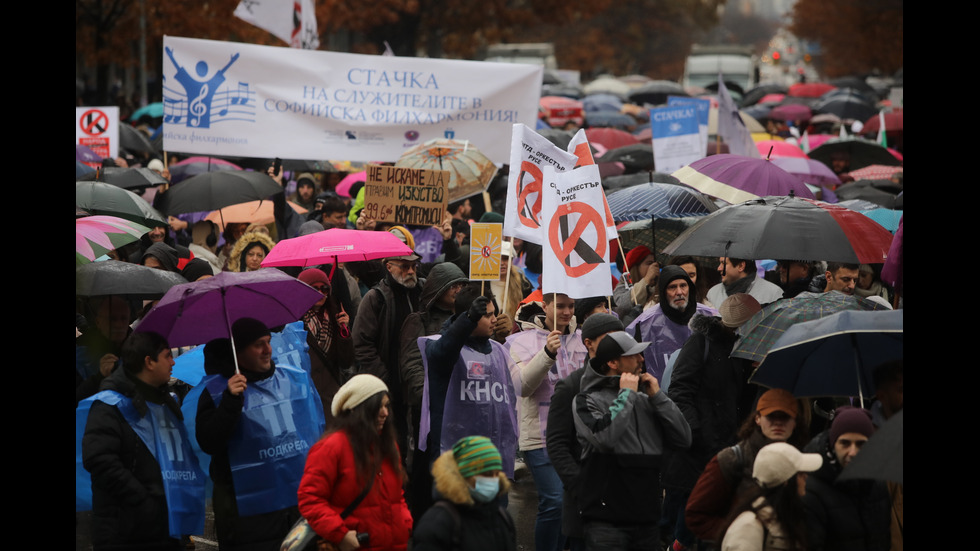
xmin=662 ymin=195 xmax=895 ymax=264
xmin=809 ymin=138 xmax=901 ymax=172
xmin=837 ymin=409 xmax=903 ymax=484
xmin=584 ymin=110 xmax=636 ymax=129
xmin=76 ymin=260 xmax=187 ymax=298
xmin=536 ymin=128 xmax=576 ymax=150
xmin=155 ymin=169 xmax=283 ymax=215
xmin=834 ymin=179 xmax=903 ymax=209
xmin=741 ymin=83 xmax=789 ymax=107
xmin=119 ymin=123 xmax=157 ymax=155
xmin=812 ymin=91 xmax=877 ymax=123
xmin=76 ymin=181 xmax=168 ymax=228
xmin=78 ymin=166 xmax=168 ymax=191
xmin=627 ymin=80 xmax=688 ymax=106
xmin=597 ymin=144 xmax=655 ymax=172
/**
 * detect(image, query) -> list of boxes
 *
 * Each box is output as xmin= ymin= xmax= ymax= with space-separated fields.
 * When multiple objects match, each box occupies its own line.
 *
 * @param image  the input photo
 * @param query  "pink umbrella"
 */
xmin=769 ymin=104 xmax=813 ymax=123
xmin=261 ymin=228 xmax=413 ymax=268
xmin=757 ymin=140 xmax=808 ymax=159
xmin=758 ymin=93 xmax=786 ymax=105
xmin=335 ymin=171 xmax=366 ymax=198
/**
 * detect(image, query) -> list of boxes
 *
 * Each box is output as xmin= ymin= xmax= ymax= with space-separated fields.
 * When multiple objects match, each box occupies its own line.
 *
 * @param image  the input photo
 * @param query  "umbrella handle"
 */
xmin=223 ymin=288 xmax=241 ymax=375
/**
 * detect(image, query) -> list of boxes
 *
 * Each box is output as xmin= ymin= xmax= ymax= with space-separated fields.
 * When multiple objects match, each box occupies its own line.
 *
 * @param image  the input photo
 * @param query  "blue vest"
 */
xmin=202 ymin=364 xmax=325 ymax=516
xmin=76 ymin=391 xmax=207 ymax=538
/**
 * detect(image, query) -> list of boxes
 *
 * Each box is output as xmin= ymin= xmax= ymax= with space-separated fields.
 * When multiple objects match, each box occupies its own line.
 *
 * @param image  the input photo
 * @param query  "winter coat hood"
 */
xmin=431 ymin=449 xmax=511 ymax=507
xmin=419 ymin=263 xmax=468 ymax=311
xmin=227 ymin=231 xmax=276 ymax=272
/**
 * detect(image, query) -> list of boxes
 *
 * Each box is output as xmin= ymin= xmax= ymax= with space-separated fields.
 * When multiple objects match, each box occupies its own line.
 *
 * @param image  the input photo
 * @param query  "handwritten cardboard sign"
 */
xmin=363 ymin=164 xmax=450 ymax=226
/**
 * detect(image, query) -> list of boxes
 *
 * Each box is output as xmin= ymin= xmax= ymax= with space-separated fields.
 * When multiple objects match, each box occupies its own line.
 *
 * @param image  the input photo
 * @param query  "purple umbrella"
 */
xmin=771 ymin=157 xmax=842 ymax=189
xmin=135 ymin=270 xmax=322 ymax=370
xmin=769 ymin=103 xmax=813 ymax=123
xmin=672 ymin=154 xmax=816 ymax=205
xmin=76 ymin=144 xmax=102 ymax=163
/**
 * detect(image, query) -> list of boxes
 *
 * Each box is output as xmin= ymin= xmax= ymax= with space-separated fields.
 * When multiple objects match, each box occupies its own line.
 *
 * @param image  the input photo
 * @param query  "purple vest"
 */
xmin=418 ymin=336 xmax=519 ymax=477
xmin=626 ymin=303 xmax=718 ymax=380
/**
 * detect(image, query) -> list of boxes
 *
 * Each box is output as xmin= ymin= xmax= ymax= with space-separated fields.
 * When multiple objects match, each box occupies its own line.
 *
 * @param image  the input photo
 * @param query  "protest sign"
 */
xmin=650 ymin=105 xmax=702 ymax=174
xmin=77 ymin=106 xmax=119 ymax=161
xmin=469 ymin=223 xmax=503 ymax=280
xmin=362 ymin=164 xmax=449 ymax=226
xmin=503 ymin=123 xmax=578 ymax=243
xmin=540 ymin=164 xmax=614 ymax=298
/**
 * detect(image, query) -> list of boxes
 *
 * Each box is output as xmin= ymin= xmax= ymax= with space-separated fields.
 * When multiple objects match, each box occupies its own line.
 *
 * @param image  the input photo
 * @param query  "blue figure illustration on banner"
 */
xmin=164 ymin=46 xmax=254 ymax=128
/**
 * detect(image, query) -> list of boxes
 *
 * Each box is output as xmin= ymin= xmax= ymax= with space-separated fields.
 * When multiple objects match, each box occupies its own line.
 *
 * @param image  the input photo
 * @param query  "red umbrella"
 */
xmin=789 ymin=82 xmax=837 ymax=98
xmin=861 ymin=110 xmax=903 ymax=134
xmin=758 ymin=93 xmax=786 ymax=105
xmin=584 ymin=127 xmax=639 ymax=150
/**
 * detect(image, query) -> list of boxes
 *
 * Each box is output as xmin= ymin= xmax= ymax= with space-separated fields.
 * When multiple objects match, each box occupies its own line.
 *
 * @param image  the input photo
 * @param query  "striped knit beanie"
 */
xmin=452 ymin=436 xmax=502 ymax=478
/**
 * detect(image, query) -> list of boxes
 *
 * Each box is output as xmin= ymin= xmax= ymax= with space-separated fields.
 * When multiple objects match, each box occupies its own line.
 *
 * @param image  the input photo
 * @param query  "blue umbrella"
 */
xmin=749 ymin=309 xmax=903 ymax=405
xmin=860 ymin=208 xmax=902 ymax=233
xmin=130 ymin=101 xmax=164 ymax=121
xmin=76 ymin=160 xmax=96 ymax=178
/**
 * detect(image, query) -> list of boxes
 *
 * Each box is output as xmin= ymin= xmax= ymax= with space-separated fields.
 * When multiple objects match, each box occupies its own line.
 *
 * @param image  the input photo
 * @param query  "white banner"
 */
xmin=540 ymin=164 xmax=614 ymax=298
xmin=234 ymin=0 xmax=319 ymax=50
xmin=503 ymin=123 xmax=578 ymax=243
xmin=161 ymin=36 xmax=541 ymax=163
xmin=650 ymin=105 xmax=702 ymax=174
xmin=717 ymin=77 xmax=760 ymax=159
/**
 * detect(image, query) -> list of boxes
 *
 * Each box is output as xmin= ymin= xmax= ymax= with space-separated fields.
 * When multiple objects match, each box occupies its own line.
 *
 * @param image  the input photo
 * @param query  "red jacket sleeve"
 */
xmin=297 ymin=436 xmax=352 ymax=544
xmin=685 ymin=454 xmax=734 ymax=542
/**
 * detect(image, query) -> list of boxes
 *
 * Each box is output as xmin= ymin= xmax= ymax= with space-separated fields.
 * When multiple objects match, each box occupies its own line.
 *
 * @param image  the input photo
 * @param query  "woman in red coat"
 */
xmin=298 ymin=374 xmax=412 ymax=550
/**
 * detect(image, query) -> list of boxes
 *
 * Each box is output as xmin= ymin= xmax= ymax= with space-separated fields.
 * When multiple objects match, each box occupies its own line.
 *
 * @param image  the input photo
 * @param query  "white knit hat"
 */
xmin=752 ymin=442 xmax=823 ymax=488
xmin=330 ymin=374 xmax=388 ymax=417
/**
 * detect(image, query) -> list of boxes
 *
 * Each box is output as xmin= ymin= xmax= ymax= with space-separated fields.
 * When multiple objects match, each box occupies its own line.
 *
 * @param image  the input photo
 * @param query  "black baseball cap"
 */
xmin=590 ymin=331 xmax=650 ymax=368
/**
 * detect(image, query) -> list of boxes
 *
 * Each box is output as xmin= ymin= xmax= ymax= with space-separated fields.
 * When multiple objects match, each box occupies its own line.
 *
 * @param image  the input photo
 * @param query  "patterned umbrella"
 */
xmin=76 ymin=215 xmax=150 ymax=265
xmin=732 ymin=291 xmax=890 ymax=362
xmin=75 ymin=181 xmax=168 ymax=228
xmin=845 ymin=164 xmax=903 ymax=181
xmin=606 ymin=182 xmax=718 ymax=222
xmin=395 ymin=138 xmax=498 ymax=203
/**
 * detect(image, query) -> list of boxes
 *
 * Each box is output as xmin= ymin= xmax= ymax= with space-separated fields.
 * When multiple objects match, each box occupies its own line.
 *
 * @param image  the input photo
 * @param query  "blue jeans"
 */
xmin=524 ymin=447 xmax=565 ymax=551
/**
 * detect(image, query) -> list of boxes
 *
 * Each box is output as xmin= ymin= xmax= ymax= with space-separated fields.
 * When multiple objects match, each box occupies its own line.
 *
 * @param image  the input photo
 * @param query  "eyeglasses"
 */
xmin=389 ymin=261 xmax=419 ymax=272
xmin=311 ymin=284 xmax=329 ymax=294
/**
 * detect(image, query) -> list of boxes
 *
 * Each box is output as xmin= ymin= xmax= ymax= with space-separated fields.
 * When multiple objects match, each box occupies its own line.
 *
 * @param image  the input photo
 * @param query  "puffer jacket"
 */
xmin=411 ymin=449 xmax=516 ymax=551
xmin=573 ymin=362 xmax=692 ymax=524
xmin=505 ymin=301 xmax=586 ymax=450
xmin=297 ymin=432 xmax=412 ymax=550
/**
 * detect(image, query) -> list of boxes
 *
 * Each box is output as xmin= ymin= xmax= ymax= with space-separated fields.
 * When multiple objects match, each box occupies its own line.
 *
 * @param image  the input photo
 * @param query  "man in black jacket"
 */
xmin=82 ymin=331 xmax=205 ymax=550
xmin=803 ymin=406 xmax=891 ymax=551
xmin=545 ymin=313 xmax=624 ymax=551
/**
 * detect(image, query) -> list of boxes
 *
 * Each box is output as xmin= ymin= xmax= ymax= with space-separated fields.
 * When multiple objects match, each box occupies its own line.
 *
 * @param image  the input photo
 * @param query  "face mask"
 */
xmin=469 ymin=475 xmax=500 ymax=503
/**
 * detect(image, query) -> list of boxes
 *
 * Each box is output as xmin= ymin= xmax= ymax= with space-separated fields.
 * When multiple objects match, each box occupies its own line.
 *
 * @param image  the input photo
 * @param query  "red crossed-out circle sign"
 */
xmin=548 ymin=201 xmax=607 ymax=277
xmin=517 ymin=161 xmax=543 ymax=228
xmin=79 ymin=109 xmax=110 ymax=136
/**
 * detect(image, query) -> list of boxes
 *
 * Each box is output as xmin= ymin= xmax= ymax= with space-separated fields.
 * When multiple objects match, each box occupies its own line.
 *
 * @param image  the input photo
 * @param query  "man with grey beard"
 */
xmin=351 ymin=251 xmax=425 ymax=457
